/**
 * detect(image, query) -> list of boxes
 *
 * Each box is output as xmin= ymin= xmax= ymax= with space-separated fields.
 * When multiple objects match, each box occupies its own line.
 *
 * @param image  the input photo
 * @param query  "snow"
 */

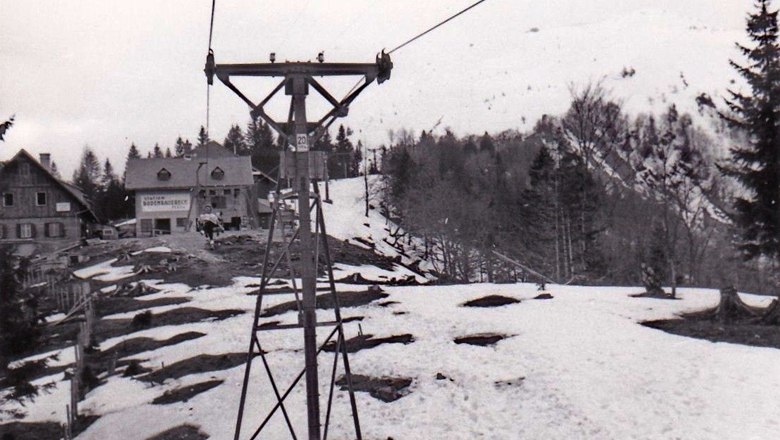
xmin=4 ymin=182 xmax=780 ymax=439
xmin=5 ymin=278 xmax=778 ymax=440
xmin=72 ymin=259 xmax=137 ymax=282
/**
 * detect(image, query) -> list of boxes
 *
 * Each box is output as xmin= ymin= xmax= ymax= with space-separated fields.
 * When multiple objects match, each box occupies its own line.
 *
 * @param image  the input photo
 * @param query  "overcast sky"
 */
xmin=1 ymin=0 xmax=746 ymax=177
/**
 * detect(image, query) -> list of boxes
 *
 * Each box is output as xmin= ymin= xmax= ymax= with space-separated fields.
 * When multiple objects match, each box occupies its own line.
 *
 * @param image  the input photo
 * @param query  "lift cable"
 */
xmin=206 ymin=0 xmax=217 ymax=136
xmin=388 ymin=0 xmax=488 ymax=54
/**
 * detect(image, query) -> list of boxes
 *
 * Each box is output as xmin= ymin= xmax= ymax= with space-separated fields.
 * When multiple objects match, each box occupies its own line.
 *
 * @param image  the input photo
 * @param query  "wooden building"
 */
xmin=0 ymin=149 xmax=98 ymax=253
xmin=125 ymin=142 xmax=255 ymax=236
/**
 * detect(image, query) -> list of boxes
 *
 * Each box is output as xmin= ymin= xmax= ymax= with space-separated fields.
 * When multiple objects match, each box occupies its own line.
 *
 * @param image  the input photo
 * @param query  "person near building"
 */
xmin=198 ymin=205 xmax=222 ymax=248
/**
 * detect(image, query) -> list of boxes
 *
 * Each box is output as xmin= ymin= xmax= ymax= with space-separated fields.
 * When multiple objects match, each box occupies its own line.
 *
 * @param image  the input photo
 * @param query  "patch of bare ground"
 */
xmin=0 ymin=421 xmax=62 ymax=440
xmin=260 ymin=290 xmax=389 ymax=317
xmin=94 ymin=296 xmax=191 ymax=317
xmin=146 ymin=424 xmax=209 ymax=440
xmin=99 ymin=307 xmax=244 ymax=340
xmin=462 ymin=295 xmax=520 ymax=308
xmin=335 ymin=374 xmax=413 ymax=402
xmin=642 ymin=319 xmax=780 ymax=349
xmin=0 ymin=415 xmax=99 ymax=440
xmin=323 ymin=334 xmax=414 ymax=353
xmin=102 ymin=332 xmax=206 ymax=361
xmin=533 ymin=293 xmax=554 ymax=300
xmin=152 ymin=379 xmax=224 ymax=405
xmin=0 ymin=422 xmax=62 ymax=440
xmin=630 ymin=291 xmax=680 ymax=300
xmin=642 ymin=287 xmax=780 ymax=349
xmin=140 ymin=353 xmax=246 ymax=384
xmin=454 ymin=333 xmax=512 ymax=347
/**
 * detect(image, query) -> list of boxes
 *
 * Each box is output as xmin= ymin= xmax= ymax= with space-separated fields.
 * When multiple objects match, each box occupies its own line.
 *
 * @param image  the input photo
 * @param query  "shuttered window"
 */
xmin=45 ymin=222 xmax=65 ymax=238
xmin=18 ymin=223 xmax=35 ymax=239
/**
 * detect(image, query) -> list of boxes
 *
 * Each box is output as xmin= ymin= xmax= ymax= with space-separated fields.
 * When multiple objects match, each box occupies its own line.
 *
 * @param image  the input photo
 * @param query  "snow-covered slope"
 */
xmin=3 ymin=178 xmax=780 ymax=439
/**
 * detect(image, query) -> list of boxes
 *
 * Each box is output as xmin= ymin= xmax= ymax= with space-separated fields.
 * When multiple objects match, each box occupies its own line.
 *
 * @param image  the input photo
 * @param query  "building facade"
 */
xmin=0 ymin=149 xmax=98 ymax=253
xmin=125 ymin=142 xmax=255 ymax=237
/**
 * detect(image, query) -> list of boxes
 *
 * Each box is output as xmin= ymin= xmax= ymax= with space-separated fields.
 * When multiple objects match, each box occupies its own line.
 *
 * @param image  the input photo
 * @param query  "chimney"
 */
xmin=39 ymin=153 xmax=51 ymax=171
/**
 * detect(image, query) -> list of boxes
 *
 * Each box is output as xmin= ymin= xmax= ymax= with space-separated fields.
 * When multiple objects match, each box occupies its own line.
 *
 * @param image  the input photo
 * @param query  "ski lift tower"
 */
xmin=205 ymin=51 xmax=392 ymax=440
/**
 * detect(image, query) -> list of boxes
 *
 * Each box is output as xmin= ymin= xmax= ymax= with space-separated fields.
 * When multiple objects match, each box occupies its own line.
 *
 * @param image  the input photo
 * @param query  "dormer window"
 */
xmin=211 ymin=167 xmax=224 ymax=180
xmin=157 ymin=168 xmax=171 ymax=181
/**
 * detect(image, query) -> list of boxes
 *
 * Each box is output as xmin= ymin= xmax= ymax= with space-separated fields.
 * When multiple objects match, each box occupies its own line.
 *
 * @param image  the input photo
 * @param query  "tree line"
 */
xmin=380 ymin=0 xmax=780 ymax=292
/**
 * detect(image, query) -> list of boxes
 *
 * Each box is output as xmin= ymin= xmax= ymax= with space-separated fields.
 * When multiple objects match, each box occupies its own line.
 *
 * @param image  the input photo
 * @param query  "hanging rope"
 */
xmin=388 ymin=0 xmax=488 ymax=54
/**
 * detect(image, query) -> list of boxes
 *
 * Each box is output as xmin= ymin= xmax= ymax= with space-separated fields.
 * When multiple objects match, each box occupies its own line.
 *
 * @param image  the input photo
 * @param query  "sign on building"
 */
xmin=140 ymin=193 xmax=191 ymax=212
xmin=56 ymin=202 xmax=71 ymax=212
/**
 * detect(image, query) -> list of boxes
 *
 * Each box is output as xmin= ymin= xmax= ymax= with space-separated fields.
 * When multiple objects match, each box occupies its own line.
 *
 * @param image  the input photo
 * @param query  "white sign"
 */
xmin=296 ymin=134 xmax=309 ymax=151
xmin=56 ymin=202 xmax=71 ymax=212
xmin=140 ymin=193 xmax=191 ymax=212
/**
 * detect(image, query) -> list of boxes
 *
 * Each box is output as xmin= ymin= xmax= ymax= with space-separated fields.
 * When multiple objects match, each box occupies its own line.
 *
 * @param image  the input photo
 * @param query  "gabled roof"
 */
xmin=125 ymin=152 xmax=254 ymax=190
xmin=0 ymin=149 xmax=98 ymax=222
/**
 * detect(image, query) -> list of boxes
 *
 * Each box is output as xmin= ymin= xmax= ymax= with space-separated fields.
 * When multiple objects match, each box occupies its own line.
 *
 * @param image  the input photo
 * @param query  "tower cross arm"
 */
xmin=215 ymin=62 xmax=381 ymax=81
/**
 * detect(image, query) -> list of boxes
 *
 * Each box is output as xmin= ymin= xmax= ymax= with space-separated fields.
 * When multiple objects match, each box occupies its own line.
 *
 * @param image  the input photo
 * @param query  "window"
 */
xmin=157 ymin=168 xmax=171 ymax=181
xmin=176 ymin=217 xmax=188 ymax=228
xmin=46 ymin=222 xmax=64 ymax=238
xmin=36 ymin=192 xmax=47 ymax=206
xmin=211 ymin=167 xmax=224 ymax=180
xmin=19 ymin=163 xmax=30 ymax=177
xmin=0 ymin=224 xmax=6 ymax=239
xmin=223 ymin=189 xmax=231 ymax=196
xmin=211 ymin=196 xmax=227 ymax=209
xmin=18 ymin=223 xmax=34 ymax=239
xmin=2 ymin=193 xmax=13 ymax=207
xmin=140 ymin=219 xmax=153 ymax=234
xmin=233 ymin=188 xmax=240 ymax=197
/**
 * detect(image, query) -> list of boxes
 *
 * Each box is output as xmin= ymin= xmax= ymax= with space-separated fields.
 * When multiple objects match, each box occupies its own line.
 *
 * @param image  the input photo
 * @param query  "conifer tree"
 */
xmin=197 ymin=126 xmax=210 ymax=148
xmin=152 ymin=143 xmax=163 ymax=158
xmin=165 ymin=147 xmax=172 ymax=158
xmin=72 ymin=146 xmax=101 ymax=205
xmin=49 ymin=161 xmax=61 ymax=179
xmin=721 ymin=0 xmax=780 ymax=262
xmin=224 ymin=124 xmax=248 ymax=155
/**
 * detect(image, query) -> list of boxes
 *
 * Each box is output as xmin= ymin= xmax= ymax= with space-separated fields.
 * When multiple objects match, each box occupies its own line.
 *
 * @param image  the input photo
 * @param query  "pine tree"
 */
xmin=99 ymin=159 xmax=127 ymax=221
xmin=72 ymin=146 xmax=101 ymax=205
xmin=153 ymin=143 xmax=163 ymax=158
xmin=224 ymin=124 xmax=248 ymax=155
xmin=49 ymin=161 xmax=61 ymax=179
xmin=197 ymin=126 xmax=210 ymax=148
xmin=127 ymin=143 xmax=141 ymax=160
xmin=165 ymin=147 xmax=172 ymax=158
xmin=721 ymin=0 xmax=780 ymax=262
xmin=246 ymin=119 xmax=277 ymax=172
xmin=0 ymin=251 xmax=40 ymax=372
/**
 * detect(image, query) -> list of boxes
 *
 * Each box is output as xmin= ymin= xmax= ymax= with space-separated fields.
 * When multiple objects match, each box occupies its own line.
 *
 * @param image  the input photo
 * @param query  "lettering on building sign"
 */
xmin=140 ymin=193 xmax=191 ymax=212
xmin=56 ymin=202 xmax=71 ymax=212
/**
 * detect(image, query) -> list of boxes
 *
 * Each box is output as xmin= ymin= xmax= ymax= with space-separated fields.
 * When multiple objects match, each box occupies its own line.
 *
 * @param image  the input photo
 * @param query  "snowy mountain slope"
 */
xmin=1 ymin=0 xmax=750 ymax=175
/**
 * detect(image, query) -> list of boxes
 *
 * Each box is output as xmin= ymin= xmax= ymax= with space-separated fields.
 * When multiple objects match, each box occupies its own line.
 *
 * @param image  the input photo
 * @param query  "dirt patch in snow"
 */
xmin=146 ymin=424 xmax=209 ymax=440
xmin=642 ymin=319 xmax=780 ymax=350
xmin=152 ymin=379 xmax=224 ymax=405
xmin=94 ymin=296 xmax=191 ymax=317
xmin=335 ymin=374 xmax=413 ymax=402
xmin=140 ymin=353 xmax=246 ymax=384
xmin=102 ymin=332 xmax=207 ymax=361
xmin=0 ymin=421 xmax=62 ymax=440
xmin=97 ymin=307 xmax=244 ymax=340
xmin=533 ymin=293 xmax=554 ymax=300
xmin=461 ymin=295 xmax=520 ymax=308
xmin=323 ymin=334 xmax=414 ymax=353
xmin=454 ymin=333 xmax=512 ymax=347
xmin=260 ymin=290 xmax=389 ymax=317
